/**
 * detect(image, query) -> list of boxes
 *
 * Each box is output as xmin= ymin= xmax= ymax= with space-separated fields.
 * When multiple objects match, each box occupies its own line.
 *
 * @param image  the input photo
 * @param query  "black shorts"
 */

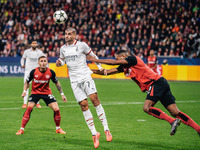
xmin=146 ymin=77 xmax=176 ymax=108
xmin=28 ymin=94 xmax=57 ymax=106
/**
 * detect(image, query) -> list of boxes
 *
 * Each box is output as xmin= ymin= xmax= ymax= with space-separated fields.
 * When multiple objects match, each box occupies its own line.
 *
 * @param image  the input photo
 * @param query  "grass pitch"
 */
xmin=0 ymin=77 xmax=200 ymax=150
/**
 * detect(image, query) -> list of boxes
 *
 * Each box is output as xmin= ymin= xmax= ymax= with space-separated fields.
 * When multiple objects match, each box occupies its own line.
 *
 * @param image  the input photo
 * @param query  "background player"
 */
xmin=147 ymin=49 xmax=158 ymax=73
xmin=20 ymin=40 xmax=44 ymax=108
xmin=88 ymin=50 xmax=200 ymax=136
xmin=56 ymin=27 xmax=112 ymax=149
xmin=16 ymin=56 xmax=67 ymax=135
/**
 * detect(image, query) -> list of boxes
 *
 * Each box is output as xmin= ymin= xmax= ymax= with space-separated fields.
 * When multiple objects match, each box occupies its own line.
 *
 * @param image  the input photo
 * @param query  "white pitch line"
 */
xmin=0 ymin=100 xmax=199 ymax=111
xmin=137 ymin=119 xmax=146 ymax=122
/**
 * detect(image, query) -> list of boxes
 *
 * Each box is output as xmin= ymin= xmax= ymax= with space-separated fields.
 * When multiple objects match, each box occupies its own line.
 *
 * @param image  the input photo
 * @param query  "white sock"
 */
xmin=23 ymin=88 xmax=29 ymax=104
xmin=56 ymin=126 xmax=60 ymax=130
xmin=83 ymin=109 xmax=97 ymax=135
xmin=20 ymin=127 xmax=24 ymax=131
xmin=95 ymin=104 xmax=109 ymax=131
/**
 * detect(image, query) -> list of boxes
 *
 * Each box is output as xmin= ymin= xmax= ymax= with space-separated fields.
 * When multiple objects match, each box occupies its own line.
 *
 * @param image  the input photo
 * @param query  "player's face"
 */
xmin=38 ymin=58 xmax=48 ymax=69
xmin=150 ymin=50 xmax=154 ymax=56
xmin=65 ymin=30 xmax=76 ymax=43
xmin=31 ymin=41 xmax=38 ymax=49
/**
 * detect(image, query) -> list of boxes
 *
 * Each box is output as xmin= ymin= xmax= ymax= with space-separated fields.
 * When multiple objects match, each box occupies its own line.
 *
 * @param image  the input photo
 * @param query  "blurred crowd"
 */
xmin=0 ymin=0 xmax=200 ymax=58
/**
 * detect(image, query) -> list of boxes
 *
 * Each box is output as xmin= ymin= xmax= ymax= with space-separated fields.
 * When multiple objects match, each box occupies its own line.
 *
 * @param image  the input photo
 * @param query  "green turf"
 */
xmin=0 ymin=77 xmax=200 ymax=150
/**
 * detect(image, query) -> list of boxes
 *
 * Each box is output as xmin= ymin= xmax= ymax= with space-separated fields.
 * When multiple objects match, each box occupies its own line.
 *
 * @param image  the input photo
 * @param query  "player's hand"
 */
xmin=62 ymin=95 xmax=67 ymax=103
xmin=21 ymin=91 xmax=26 ymax=98
xmin=103 ymin=69 xmax=108 ymax=76
xmin=21 ymin=65 xmax=25 ymax=68
xmin=56 ymin=59 xmax=61 ymax=67
xmin=100 ymin=68 xmax=107 ymax=76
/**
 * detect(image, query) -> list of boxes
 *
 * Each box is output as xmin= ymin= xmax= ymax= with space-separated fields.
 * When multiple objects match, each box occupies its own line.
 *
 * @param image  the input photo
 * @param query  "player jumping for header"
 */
xmin=88 ymin=50 xmax=200 ymax=136
xmin=56 ymin=27 xmax=112 ymax=148
xmin=16 ymin=56 xmax=67 ymax=135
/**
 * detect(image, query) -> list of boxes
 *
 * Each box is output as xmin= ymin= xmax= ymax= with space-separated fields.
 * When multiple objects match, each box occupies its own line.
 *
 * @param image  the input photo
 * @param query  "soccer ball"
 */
xmin=53 ymin=10 xmax=68 ymax=24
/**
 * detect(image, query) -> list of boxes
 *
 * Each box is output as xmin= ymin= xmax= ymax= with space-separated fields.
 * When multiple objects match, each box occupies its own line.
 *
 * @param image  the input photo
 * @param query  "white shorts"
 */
xmin=71 ymin=78 xmax=97 ymax=103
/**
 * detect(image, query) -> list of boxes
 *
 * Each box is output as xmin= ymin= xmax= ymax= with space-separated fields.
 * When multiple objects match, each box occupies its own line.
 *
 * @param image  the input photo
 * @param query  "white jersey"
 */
xmin=60 ymin=40 xmax=93 ymax=82
xmin=20 ymin=48 xmax=44 ymax=71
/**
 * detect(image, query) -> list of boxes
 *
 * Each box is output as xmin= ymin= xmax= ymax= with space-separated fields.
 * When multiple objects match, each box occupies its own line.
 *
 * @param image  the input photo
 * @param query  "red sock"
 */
xmin=54 ymin=110 xmax=61 ymax=127
xmin=148 ymin=107 xmax=175 ymax=124
xmin=21 ymin=106 xmax=33 ymax=128
xmin=177 ymin=111 xmax=200 ymax=132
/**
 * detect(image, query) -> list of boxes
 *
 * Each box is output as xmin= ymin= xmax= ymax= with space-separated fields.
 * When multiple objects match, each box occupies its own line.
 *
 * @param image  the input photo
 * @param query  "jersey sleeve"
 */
xmin=82 ymin=42 xmax=92 ymax=55
xmin=22 ymin=50 xmax=27 ymax=58
xmin=26 ymin=69 xmax=35 ymax=83
xmin=50 ymin=70 xmax=58 ymax=83
xmin=59 ymin=47 xmax=65 ymax=59
xmin=125 ymin=55 xmax=137 ymax=66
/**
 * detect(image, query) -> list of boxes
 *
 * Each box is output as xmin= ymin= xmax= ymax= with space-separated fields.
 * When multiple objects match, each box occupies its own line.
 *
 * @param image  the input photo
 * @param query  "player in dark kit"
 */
xmin=88 ymin=50 xmax=200 ymax=136
xmin=16 ymin=56 xmax=67 ymax=135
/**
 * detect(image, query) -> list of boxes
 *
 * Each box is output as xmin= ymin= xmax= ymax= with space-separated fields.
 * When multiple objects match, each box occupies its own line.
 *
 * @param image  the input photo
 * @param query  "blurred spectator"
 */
xmin=0 ymin=0 xmax=200 ymax=58
xmin=147 ymin=49 xmax=158 ymax=73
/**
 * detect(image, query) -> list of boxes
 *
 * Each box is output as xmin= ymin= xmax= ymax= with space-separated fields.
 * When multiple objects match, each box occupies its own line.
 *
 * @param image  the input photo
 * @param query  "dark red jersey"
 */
xmin=117 ymin=55 xmax=162 ymax=92
xmin=147 ymin=56 xmax=158 ymax=73
xmin=26 ymin=67 xmax=58 ymax=95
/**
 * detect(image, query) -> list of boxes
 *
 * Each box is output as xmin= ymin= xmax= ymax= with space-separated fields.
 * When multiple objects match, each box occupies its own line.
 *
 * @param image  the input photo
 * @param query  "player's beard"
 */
xmin=32 ymin=46 xmax=37 ymax=50
xmin=65 ymin=38 xmax=73 ymax=45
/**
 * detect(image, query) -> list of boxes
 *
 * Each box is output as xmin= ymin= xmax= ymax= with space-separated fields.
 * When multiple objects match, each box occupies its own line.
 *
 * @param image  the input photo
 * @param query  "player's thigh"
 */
xmin=48 ymin=102 xmax=59 ymax=111
xmin=42 ymin=94 xmax=57 ymax=106
xmin=161 ymin=90 xmax=176 ymax=111
xmin=28 ymin=94 xmax=40 ymax=104
xmin=71 ymin=82 xmax=87 ymax=103
xmin=143 ymin=99 xmax=156 ymax=112
xmin=27 ymin=102 xmax=36 ymax=108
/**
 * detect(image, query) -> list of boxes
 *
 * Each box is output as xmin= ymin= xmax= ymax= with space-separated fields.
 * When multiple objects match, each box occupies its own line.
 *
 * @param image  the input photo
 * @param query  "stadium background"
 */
xmin=0 ymin=1 xmax=200 ymax=150
xmin=0 ymin=0 xmax=200 ymax=81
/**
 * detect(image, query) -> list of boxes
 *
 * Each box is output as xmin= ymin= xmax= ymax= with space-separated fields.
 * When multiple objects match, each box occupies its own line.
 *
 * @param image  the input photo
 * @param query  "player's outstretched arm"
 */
xmin=55 ymin=81 xmax=67 ymax=103
xmin=87 ymin=51 xmax=103 ymax=70
xmin=21 ymin=81 xmax=30 ymax=98
xmin=92 ymin=68 xmax=120 ymax=75
xmin=88 ymin=55 xmax=128 ymax=65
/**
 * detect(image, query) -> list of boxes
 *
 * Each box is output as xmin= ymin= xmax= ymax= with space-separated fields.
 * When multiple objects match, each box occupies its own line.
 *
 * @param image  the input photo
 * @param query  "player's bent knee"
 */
xmin=79 ymin=100 xmax=89 ymax=111
xmin=143 ymin=106 xmax=149 ymax=113
xmin=80 ymin=105 xmax=89 ymax=111
xmin=170 ymin=111 xmax=179 ymax=117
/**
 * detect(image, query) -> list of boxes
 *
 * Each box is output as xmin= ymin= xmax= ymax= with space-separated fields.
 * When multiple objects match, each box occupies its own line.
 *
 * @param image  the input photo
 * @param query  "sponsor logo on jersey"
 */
xmin=46 ymin=75 xmax=50 ymax=79
xmin=29 ymin=58 xmax=38 ymax=62
xmin=65 ymin=55 xmax=78 ymax=61
xmin=35 ymin=75 xmax=38 ymax=77
xmin=34 ymin=79 xmax=48 ymax=83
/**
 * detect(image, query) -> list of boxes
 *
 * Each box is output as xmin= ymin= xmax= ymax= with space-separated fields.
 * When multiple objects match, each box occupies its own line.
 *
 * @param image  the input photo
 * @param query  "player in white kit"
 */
xmin=56 ymin=27 xmax=112 ymax=149
xmin=20 ymin=40 xmax=44 ymax=108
